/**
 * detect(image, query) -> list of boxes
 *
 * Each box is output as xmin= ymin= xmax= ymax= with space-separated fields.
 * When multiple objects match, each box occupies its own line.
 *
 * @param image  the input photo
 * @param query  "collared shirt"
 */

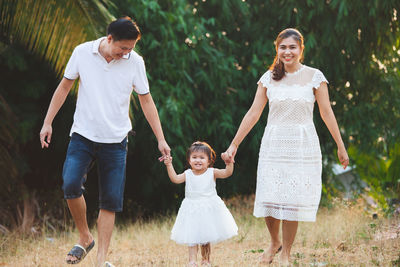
xmin=64 ymin=37 xmax=150 ymax=143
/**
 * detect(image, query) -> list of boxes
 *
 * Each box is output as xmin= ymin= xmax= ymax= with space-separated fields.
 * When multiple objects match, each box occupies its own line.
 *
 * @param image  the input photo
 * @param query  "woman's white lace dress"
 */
xmin=253 ymin=65 xmax=328 ymax=222
xmin=171 ymin=168 xmax=238 ymax=246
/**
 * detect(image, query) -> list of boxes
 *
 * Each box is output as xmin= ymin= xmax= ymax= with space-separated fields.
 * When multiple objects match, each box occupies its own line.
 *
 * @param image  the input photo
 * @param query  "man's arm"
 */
xmin=138 ymin=93 xmax=171 ymax=157
xmin=39 ymin=78 xmax=75 ymax=148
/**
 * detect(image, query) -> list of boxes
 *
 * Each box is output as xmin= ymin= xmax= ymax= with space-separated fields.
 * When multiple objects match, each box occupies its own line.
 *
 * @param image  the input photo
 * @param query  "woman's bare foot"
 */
xmin=278 ymin=253 xmax=290 ymax=266
xmin=201 ymin=260 xmax=211 ymax=266
xmin=260 ymin=242 xmax=282 ymax=264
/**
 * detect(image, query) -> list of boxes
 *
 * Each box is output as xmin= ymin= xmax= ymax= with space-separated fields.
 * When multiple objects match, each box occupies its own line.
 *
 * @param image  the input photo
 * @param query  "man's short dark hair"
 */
xmin=107 ymin=17 xmax=141 ymax=41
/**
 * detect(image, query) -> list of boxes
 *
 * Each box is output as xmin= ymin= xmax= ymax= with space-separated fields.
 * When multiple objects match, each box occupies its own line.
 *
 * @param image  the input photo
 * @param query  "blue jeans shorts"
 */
xmin=62 ymin=133 xmax=128 ymax=212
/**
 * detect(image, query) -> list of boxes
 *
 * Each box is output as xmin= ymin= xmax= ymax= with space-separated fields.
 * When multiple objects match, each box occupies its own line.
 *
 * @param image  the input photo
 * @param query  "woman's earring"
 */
xmin=276 ymin=58 xmax=280 ymax=65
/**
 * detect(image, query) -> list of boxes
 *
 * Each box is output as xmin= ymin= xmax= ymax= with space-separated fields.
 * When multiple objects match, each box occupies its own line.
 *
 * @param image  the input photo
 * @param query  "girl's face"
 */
xmin=189 ymin=151 xmax=210 ymax=172
xmin=277 ymin=36 xmax=302 ymax=67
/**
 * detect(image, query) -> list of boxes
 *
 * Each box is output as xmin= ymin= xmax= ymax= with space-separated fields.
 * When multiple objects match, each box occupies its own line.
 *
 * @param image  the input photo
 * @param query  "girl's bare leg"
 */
xmin=188 ymin=245 xmax=198 ymax=266
xmin=200 ymin=243 xmax=211 ymax=266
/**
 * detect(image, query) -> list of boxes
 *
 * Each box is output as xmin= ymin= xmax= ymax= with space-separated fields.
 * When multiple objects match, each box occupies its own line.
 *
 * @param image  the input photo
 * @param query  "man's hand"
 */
xmin=40 ymin=124 xmax=52 ymax=148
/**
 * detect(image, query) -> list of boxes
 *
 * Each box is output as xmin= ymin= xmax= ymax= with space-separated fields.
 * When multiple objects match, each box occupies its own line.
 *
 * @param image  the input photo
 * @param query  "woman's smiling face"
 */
xmin=277 ymin=36 xmax=303 ymax=67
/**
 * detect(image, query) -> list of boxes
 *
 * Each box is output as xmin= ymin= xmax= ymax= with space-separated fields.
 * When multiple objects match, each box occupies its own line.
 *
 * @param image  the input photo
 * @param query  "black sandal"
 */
xmin=66 ymin=240 xmax=95 ymax=264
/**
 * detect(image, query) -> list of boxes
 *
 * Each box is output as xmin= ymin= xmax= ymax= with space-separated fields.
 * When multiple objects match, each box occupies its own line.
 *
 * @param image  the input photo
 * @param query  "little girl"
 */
xmin=163 ymin=141 xmax=238 ymax=267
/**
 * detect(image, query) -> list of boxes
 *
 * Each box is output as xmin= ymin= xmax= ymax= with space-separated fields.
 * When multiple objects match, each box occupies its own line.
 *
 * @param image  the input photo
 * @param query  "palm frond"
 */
xmin=0 ymin=0 xmax=115 ymax=75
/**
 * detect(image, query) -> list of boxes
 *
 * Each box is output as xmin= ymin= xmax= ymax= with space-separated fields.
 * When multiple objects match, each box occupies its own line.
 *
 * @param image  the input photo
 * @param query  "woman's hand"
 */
xmin=338 ymin=146 xmax=349 ymax=169
xmin=158 ymin=139 xmax=171 ymax=158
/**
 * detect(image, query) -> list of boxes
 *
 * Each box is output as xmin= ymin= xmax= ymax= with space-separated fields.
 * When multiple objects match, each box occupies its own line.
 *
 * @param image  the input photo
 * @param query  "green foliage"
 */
xmin=348 ymin=144 xmax=400 ymax=210
xmin=194 ymin=0 xmax=400 ymax=152
xmin=0 ymin=0 xmax=399 ymax=226
xmin=105 ymin=0 xmax=248 ymax=216
xmin=244 ymin=249 xmax=264 ymax=253
xmin=0 ymin=0 xmax=114 ymax=230
xmin=0 ymin=92 xmax=19 ymax=204
xmin=110 ymin=0 xmax=400 ymax=215
xmin=0 ymin=42 xmax=72 ymax=229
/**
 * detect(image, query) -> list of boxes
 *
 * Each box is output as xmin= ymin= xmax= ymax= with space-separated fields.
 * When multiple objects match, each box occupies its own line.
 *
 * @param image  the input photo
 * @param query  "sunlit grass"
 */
xmin=1 ymin=196 xmax=399 ymax=266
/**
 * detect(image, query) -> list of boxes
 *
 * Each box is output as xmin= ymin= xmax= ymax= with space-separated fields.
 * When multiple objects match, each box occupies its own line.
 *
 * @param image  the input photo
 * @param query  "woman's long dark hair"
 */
xmin=269 ymin=28 xmax=304 ymax=81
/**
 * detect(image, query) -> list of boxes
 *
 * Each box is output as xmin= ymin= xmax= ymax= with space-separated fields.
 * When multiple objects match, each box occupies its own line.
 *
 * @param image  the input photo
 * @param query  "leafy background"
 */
xmin=0 ymin=0 xmax=399 ymax=232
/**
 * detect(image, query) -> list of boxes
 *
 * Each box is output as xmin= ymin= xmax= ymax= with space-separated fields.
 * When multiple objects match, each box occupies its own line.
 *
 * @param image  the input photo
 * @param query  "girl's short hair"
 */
xmin=107 ymin=16 xmax=141 ymax=41
xmin=186 ymin=141 xmax=216 ymax=167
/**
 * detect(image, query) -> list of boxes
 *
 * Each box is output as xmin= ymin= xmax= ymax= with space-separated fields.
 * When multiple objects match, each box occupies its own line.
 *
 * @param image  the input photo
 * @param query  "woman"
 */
xmin=222 ymin=28 xmax=349 ymax=265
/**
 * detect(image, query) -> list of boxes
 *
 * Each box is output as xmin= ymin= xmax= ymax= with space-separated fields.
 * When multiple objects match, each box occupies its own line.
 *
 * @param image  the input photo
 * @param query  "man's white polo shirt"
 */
xmin=64 ymin=37 xmax=149 ymax=143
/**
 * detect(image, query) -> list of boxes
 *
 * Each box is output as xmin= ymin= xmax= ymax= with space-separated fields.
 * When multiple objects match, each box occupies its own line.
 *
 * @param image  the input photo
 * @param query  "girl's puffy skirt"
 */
xmin=171 ymin=195 xmax=238 ymax=246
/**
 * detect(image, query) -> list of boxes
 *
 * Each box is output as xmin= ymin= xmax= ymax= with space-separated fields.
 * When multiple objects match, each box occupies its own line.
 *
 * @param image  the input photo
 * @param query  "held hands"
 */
xmin=338 ymin=146 xmax=349 ymax=169
xmin=161 ymin=155 xmax=173 ymax=166
xmin=221 ymin=144 xmax=238 ymax=164
xmin=39 ymin=124 xmax=52 ymax=148
xmin=221 ymin=154 xmax=231 ymax=165
xmin=158 ymin=139 xmax=171 ymax=159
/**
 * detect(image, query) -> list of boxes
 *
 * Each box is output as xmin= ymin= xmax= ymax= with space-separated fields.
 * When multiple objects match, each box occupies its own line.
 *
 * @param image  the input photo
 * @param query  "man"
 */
xmin=39 ymin=18 xmax=170 ymax=266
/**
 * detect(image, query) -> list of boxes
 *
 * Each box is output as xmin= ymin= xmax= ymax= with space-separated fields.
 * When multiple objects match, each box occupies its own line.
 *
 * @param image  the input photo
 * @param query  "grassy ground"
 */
xmin=1 ymin=195 xmax=399 ymax=266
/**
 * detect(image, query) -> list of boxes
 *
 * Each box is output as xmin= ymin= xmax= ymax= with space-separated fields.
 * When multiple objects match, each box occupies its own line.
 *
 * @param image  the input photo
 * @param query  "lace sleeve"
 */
xmin=258 ymin=70 xmax=271 ymax=88
xmin=311 ymin=69 xmax=329 ymax=89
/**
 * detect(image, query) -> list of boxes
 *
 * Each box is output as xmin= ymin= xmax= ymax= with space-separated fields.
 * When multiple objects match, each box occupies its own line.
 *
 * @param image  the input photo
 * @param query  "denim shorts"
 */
xmin=62 ymin=133 xmax=128 ymax=212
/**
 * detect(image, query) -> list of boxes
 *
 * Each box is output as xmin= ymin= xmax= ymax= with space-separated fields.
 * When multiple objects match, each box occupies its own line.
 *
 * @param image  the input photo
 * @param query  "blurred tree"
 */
xmin=66 ymin=0 xmax=400 ymax=217
xmin=0 ymin=0 xmax=114 ymax=232
xmin=348 ymin=144 xmax=400 ymax=211
xmin=0 ymin=0 xmax=399 ymax=229
xmin=107 ymin=0 xmax=246 ymax=217
xmin=107 ymin=0 xmax=400 ymax=215
xmin=0 ymin=0 xmax=114 ymax=74
xmin=183 ymin=0 xmax=400 ymax=204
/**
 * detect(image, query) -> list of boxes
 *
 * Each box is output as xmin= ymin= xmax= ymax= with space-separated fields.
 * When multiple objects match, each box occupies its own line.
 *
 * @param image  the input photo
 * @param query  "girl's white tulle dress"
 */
xmin=171 ymin=168 xmax=238 ymax=246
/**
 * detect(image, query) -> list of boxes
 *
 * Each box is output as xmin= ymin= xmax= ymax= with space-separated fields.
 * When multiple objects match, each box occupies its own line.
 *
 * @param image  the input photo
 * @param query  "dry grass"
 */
xmin=1 ymin=195 xmax=399 ymax=267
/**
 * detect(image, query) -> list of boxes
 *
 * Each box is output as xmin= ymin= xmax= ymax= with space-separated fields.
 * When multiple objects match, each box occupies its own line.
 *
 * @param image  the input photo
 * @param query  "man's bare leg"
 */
xmin=96 ymin=209 xmax=115 ymax=267
xmin=66 ymin=196 xmax=94 ymax=262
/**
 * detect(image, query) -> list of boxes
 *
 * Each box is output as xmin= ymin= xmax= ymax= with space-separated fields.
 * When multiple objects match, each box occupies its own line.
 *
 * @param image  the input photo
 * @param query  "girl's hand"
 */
xmin=163 ymin=155 xmax=173 ymax=166
xmin=221 ymin=154 xmax=231 ymax=165
xmin=222 ymin=144 xmax=237 ymax=163
xmin=338 ymin=146 xmax=349 ymax=169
